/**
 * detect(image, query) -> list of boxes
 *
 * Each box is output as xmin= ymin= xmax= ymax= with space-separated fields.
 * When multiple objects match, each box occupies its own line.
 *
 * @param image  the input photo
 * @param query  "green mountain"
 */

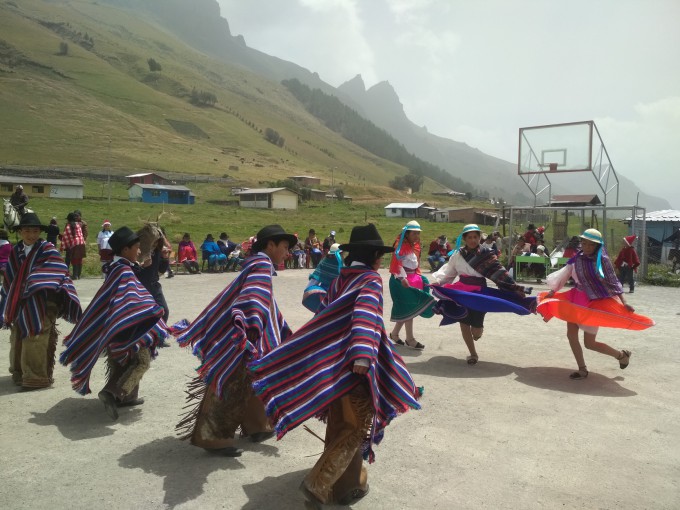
xmin=0 ymin=0 xmax=414 ymax=200
xmin=0 ymin=0 xmax=670 ymax=210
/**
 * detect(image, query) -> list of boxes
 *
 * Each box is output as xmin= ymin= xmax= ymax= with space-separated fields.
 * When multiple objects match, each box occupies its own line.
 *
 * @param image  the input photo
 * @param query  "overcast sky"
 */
xmin=217 ymin=0 xmax=679 ymax=207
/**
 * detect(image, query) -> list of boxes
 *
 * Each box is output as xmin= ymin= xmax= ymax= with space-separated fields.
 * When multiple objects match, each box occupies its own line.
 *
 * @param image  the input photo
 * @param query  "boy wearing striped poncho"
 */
xmin=176 ymin=224 xmax=297 ymax=457
xmin=60 ymin=226 xmax=169 ymax=420
xmin=250 ymin=223 xmax=422 ymax=508
xmin=0 ymin=213 xmax=81 ymax=390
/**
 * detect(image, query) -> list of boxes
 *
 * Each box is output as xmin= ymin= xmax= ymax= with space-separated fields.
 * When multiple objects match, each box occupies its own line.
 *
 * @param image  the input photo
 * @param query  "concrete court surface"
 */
xmin=0 ymin=268 xmax=678 ymax=510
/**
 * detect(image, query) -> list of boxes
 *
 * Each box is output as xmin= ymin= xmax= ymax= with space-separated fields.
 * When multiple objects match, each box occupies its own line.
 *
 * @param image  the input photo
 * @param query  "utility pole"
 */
xmin=107 ymin=139 xmax=112 ymax=205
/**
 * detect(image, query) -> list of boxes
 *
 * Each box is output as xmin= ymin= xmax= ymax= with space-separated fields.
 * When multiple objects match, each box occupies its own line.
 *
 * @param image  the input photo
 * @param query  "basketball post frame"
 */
xmin=518 ymin=120 xmax=620 ymax=236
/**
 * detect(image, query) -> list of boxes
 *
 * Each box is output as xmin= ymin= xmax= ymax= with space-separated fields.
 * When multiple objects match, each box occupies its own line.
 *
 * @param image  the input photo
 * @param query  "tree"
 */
xmin=264 ymin=127 xmax=280 ymax=145
xmin=57 ymin=42 xmax=69 ymax=56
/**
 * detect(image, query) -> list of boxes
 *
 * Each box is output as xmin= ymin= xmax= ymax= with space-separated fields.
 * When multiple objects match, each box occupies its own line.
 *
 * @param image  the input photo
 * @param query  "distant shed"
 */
xmin=238 ymin=188 xmax=299 ymax=210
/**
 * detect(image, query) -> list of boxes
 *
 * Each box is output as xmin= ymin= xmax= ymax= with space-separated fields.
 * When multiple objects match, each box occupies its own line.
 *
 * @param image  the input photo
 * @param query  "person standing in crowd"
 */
xmin=178 ymin=233 xmax=200 ymax=274
xmin=251 ymin=223 xmax=421 ymax=508
xmin=431 ymin=224 xmax=534 ymax=365
xmin=176 ymin=225 xmax=296 ymax=456
xmin=306 ymin=229 xmax=322 ymax=268
xmin=97 ymin=220 xmax=114 ymax=269
xmin=523 ymin=223 xmax=538 ymax=252
xmin=388 ymin=220 xmax=434 ymax=349
xmin=427 ymin=234 xmax=451 ymax=272
xmin=61 ymin=212 xmax=86 ymax=280
xmin=9 ymin=185 xmax=29 ymax=216
xmin=61 ymin=226 xmax=169 ymax=419
xmin=74 ymin=210 xmax=88 ymax=241
xmin=0 ymin=213 xmax=81 ymax=390
xmin=138 ymin=234 xmax=172 ymax=348
xmin=615 ymin=235 xmax=640 ymax=294
xmin=302 ymin=242 xmax=343 ymax=313
xmin=563 ymin=236 xmax=581 ymax=258
xmin=538 ymin=229 xmax=653 ymax=380
xmin=46 ymin=217 xmax=59 ymax=246
xmin=0 ymin=228 xmax=12 ymax=282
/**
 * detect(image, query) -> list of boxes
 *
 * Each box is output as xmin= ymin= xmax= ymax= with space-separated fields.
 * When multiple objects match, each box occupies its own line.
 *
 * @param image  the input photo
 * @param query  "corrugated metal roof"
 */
xmin=628 ymin=209 xmax=680 ymax=222
xmin=0 ymin=176 xmax=83 ymax=186
xmin=131 ymin=184 xmax=190 ymax=191
xmin=384 ymin=203 xmax=427 ymax=209
xmin=237 ymin=188 xmax=300 ymax=195
xmin=125 ymin=172 xmax=155 ymax=177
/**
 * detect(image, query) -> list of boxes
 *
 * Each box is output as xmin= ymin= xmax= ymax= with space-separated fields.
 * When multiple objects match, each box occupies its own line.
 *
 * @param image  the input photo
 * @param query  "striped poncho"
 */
xmin=251 ymin=266 xmax=421 ymax=463
xmin=0 ymin=240 xmax=81 ymax=337
xmin=177 ymin=253 xmax=291 ymax=397
xmin=60 ymin=258 xmax=168 ymax=395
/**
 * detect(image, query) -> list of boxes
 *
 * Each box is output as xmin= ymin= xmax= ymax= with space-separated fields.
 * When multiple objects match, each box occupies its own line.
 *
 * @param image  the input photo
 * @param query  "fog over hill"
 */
xmin=98 ymin=0 xmax=672 ymax=210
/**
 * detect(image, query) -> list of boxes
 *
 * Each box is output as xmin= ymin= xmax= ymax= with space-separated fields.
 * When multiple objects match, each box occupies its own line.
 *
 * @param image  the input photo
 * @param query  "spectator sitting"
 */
xmin=200 ymin=234 xmax=227 ymax=272
xmin=523 ymin=223 xmax=538 ymax=252
xmin=217 ymin=232 xmax=237 ymax=257
xmin=291 ymin=234 xmax=306 ymax=268
xmin=509 ymin=237 xmax=530 ymax=277
xmin=529 ymin=244 xmax=549 ymax=283
xmin=225 ymin=244 xmax=245 ymax=271
xmin=322 ymin=230 xmax=336 ymax=255
xmin=482 ymin=233 xmax=499 ymax=256
xmin=178 ymin=233 xmax=201 ymax=274
xmin=427 ymin=234 xmax=451 ymax=271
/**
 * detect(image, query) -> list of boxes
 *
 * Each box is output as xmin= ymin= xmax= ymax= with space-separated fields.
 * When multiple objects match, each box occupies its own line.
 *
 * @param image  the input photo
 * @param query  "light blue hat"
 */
xmin=395 ymin=221 xmax=422 ymax=259
xmin=580 ymin=228 xmax=605 ymax=277
xmin=449 ymin=224 xmax=482 ymax=255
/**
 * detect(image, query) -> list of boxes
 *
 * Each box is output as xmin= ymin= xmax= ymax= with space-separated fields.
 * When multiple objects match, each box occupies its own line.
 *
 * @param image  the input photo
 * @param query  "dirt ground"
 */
xmin=0 ymin=269 xmax=678 ymax=510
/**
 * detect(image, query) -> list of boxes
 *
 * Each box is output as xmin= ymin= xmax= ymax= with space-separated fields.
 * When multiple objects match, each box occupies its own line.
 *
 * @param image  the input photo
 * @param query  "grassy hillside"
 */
xmin=0 ymin=0 xmax=448 ymax=201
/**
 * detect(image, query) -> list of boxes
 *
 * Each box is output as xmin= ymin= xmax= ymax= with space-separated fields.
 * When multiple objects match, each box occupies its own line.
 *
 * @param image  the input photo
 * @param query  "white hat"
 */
xmin=536 ymin=245 xmax=546 ymax=252
xmin=330 ymin=230 xmax=336 ymax=236
xmin=329 ymin=243 xmax=341 ymax=253
xmin=404 ymin=220 xmax=422 ymax=231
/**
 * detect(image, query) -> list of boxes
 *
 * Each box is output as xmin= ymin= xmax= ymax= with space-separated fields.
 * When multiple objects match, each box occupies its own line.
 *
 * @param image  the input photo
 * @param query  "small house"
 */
xmin=129 ymin=184 xmax=194 ymax=204
xmin=0 ymin=176 xmax=84 ymax=199
xmin=288 ymin=175 xmax=321 ymax=187
xmin=238 ymin=188 xmax=299 ymax=210
xmin=126 ymin=173 xmax=170 ymax=186
xmin=384 ymin=202 xmax=433 ymax=219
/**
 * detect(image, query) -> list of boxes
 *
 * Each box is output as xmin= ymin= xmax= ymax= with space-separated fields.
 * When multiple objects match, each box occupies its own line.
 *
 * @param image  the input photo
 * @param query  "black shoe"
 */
xmin=249 ymin=430 xmax=275 ymax=443
xmin=117 ymin=397 xmax=145 ymax=408
xmin=204 ymin=446 xmax=243 ymax=457
xmin=98 ymin=391 xmax=119 ymax=420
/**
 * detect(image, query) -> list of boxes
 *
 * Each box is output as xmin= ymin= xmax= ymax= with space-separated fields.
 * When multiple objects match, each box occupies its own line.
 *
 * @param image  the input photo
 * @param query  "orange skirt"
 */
xmin=537 ymin=288 xmax=655 ymax=331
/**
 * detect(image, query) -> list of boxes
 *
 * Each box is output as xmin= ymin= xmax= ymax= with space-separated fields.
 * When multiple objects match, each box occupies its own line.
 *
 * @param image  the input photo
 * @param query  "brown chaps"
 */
xmin=101 ymin=348 xmax=151 ymax=403
xmin=185 ymin=360 xmax=271 ymax=450
xmin=9 ymin=301 xmax=58 ymax=389
xmin=304 ymin=384 xmax=374 ymax=504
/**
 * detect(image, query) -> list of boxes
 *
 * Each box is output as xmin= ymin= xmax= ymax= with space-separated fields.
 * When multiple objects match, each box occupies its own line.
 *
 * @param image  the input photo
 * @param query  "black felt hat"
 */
xmin=338 ymin=223 xmax=394 ymax=253
xmin=12 ymin=212 xmax=47 ymax=232
xmin=251 ymin=224 xmax=297 ymax=253
xmin=108 ymin=226 xmax=140 ymax=253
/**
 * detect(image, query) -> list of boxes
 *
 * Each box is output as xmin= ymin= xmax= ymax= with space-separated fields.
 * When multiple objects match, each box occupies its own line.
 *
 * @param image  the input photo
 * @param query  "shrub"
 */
xmin=642 ymin=264 xmax=680 ymax=287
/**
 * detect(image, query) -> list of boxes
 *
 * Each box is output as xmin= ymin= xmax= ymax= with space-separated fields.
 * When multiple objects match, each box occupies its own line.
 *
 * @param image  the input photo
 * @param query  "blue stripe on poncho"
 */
xmin=60 ymin=259 xmax=168 ymax=395
xmin=176 ymin=253 xmax=291 ymax=397
xmin=250 ymin=267 xmax=421 ymax=463
xmin=0 ymin=240 xmax=81 ymax=337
